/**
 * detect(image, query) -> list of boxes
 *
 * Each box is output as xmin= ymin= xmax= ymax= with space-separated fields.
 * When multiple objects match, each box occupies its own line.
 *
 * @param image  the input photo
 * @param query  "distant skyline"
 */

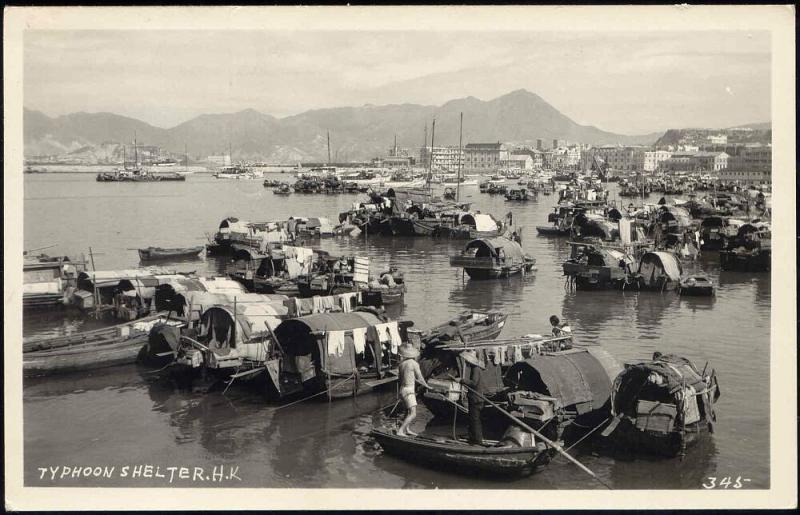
xmin=24 ymin=30 xmax=770 ymax=135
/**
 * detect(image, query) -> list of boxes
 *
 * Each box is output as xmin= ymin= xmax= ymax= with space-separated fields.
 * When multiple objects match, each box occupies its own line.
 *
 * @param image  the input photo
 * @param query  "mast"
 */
xmin=327 ymin=130 xmax=331 ymax=165
xmin=122 ymin=143 xmax=126 ymax=170
xmin=457 ymin=112 xmax=463 ymax=203
xmin=229 ymin=142 xmax=232 ymax=167
xmin=184 ymin=143 xmax=188 ymax=172
xmin=428 ymin=118 xmax=436 ymax=194
xmin=133 ymin=132 xmax=138 ymax=169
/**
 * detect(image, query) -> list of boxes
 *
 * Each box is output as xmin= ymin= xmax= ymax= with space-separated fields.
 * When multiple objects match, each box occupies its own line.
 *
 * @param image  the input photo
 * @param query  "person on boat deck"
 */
xmin=549 ymin=315 xmax=572 ymax=339
xmin=460 ymin=349 xmax=488 ymax=445
xmin=396 ymin=343 xmax=431 ymax=437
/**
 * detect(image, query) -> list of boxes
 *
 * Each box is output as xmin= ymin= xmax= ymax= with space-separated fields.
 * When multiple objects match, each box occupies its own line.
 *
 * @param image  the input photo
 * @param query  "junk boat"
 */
xmin=23 ymin=253 xmax=83 ymax=310
xmin=719 ymin=221 xmax=771 ymax=272
xmin=369 ymin=428 xmax=550 ymax=477
xmin=562 ymin=242 xmax=635 ymax=290
xmin=273 ymin=183 xmax=293 ymax=195
xmin=269 ymin=312 xmax=406 ymax=399
xmin=602 ymin=353 xmax=720 ymax=457
xmin=699 ymin=216 xmax=744 ymax=251
xmin=296 ymin=255 xmax=406 ymax=307
xmin=450 ymin=236 xmax=536 ymax=280
xmin=138 ymin=246 xmax=204 ymax=261
xmin=504 ymin=188 xmax=531 ymax=201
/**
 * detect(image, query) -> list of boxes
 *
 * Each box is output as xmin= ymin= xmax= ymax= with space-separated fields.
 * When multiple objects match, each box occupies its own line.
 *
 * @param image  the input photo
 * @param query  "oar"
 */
xmin=452 ymin=376 xmax=612 ymax=490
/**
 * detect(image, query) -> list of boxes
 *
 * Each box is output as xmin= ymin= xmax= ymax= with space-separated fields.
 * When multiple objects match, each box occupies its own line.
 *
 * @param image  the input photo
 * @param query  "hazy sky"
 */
xmin=24 ymin=30 xmax=771 ymax=134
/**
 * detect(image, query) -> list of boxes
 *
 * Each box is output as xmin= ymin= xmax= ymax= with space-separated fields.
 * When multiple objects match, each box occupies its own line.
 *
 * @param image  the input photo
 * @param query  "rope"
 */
xmin=274 ymin=372 xmax=356 ymax=410
xmin=550 ymin=417 xmax=610 ymax=463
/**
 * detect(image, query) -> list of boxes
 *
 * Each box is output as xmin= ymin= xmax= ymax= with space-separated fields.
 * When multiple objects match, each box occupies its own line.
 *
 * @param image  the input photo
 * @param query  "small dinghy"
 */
xmin=138 ymin=246 xmax=204 ymax=261
xmin=536 ymin=225 xmax=570 ymax=236
xmin=369 ymin=428 xmax=550 ymax=477
xmin=679 ymin=275 xmax=715 ymax=296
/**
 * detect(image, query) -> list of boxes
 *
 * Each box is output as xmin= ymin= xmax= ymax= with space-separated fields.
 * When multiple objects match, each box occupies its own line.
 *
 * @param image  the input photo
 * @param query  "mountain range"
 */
xmin=24 ymin=89 xmax=670 ymax=162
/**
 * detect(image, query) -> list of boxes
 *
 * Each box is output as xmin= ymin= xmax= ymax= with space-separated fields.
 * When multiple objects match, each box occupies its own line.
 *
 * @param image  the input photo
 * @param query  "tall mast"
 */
xmin=229 ymin=141 xmax=232 ymax=166
xmin=428 ymin=118 xmax=436 ymax=194
xmin=457 ymin=112 xmax=463 ymax=203
xmin=122 ymin=142 xmax=126 ymax=169
xmin=327 ymin=130 xmax=331 ymax=165
xmin=133 ymin=132 xmax=138 ymax=169
xmin=184 ymin=143 xmax=188 ymax=172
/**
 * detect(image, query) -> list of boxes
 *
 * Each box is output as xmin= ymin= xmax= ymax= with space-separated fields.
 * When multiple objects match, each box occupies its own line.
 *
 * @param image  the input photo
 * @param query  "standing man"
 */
xmin=460 ymin=350 xmax=488 ymax=446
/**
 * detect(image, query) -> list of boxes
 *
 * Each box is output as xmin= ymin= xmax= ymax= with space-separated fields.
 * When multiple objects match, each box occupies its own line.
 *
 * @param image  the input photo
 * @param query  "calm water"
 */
xmin=22 ymin=173 xmax=770 ymax=489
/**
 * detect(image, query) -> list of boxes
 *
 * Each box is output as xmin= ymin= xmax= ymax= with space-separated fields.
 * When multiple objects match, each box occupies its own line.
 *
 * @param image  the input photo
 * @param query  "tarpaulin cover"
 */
xmin=274 ymin=312 xmax=382 ymax=356
xmin=505 ymin=349 xmax=614 ymax=410
xmin=465 ymin=237 xmax=527 ymax=264
xmin=638 ymin=252 xmax=682 ymax=283
xmin=471 ymin=213 xmax=499 ymax=232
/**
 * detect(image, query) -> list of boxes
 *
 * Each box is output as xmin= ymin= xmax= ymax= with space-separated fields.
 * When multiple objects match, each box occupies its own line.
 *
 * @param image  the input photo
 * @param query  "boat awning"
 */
xmin=198 ymin=304 xmax=283 ymax=348
xmin=640 ymin=252 xmax=682 ymax=282
xmin=505 ymin=350 xmax=615 ymax=410
xmin=274 ymin=312 xmax=382 ymax=356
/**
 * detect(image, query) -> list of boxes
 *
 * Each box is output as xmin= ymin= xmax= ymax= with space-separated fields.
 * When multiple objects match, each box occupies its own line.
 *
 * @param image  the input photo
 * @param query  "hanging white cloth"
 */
xmin=352 ymin=327 xmax=368 ymax=354
xmin=373 ymin=321 xmax=402 ymax=354
xmin=326 ymin=330 xmax=347 ymax=357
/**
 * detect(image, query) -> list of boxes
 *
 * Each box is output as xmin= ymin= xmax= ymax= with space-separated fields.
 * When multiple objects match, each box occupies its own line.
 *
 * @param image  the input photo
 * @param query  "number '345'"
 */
xmin=702 ymin=476 xmax=751 ymax=489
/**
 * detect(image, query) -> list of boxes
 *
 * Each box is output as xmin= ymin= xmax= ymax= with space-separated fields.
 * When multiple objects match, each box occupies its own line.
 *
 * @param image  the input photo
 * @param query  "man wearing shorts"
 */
xmin=396 ymin=343 xmax=430 ymax=437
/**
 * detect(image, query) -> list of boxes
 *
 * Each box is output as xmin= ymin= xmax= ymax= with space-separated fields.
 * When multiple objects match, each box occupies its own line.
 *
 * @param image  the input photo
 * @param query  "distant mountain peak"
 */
xmin=24 ymin=89 xmax=662 ymax=160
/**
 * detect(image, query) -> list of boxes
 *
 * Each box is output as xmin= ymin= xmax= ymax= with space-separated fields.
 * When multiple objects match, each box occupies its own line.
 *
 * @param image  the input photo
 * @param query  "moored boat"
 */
xmin=602 ymin=353 xmax=720 ymax=457
xmin=24 ymin=313 xmax=182 ymax=377
xmin=138 ymin=246 xmax=204 ymax=261
xmin=450 ymin=236 xmax=535 ymax=280
xmin=369 ymin=428 xmax=550 ymax=477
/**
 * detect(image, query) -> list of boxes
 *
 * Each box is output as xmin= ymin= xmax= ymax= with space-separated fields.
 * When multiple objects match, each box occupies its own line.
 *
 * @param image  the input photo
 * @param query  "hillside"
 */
xmin=25 ymin=90 xmax=663 ymax=162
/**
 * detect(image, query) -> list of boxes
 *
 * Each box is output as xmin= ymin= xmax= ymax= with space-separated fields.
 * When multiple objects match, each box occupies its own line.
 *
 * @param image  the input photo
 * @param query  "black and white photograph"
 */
xmin=3 ymin=5 xmax=796 ymax=510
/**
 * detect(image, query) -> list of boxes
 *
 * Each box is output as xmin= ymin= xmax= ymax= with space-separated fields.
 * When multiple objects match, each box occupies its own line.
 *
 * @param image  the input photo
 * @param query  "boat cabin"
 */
xmin=272 ymin=312 xmax=404 ymax=398
xmin=634 ymin=251 xmax=683 ymax=291
xmin=450 ymin=237 xmax=535 ymax=279
xmin=605 ymin=353 xmax=720 ymax=457
xmin=563 ymin=242 xmax=634 ymax=290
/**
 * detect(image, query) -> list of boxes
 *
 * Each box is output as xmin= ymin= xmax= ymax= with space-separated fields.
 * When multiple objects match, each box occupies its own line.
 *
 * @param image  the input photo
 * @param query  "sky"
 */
xmin=23 ymin=30 xmax=771 ymax=135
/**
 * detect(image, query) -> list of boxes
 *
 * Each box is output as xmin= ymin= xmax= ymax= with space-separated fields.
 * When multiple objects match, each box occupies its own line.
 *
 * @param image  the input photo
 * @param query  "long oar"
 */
xmin=455 ymin=378 xmax=612 ymax=490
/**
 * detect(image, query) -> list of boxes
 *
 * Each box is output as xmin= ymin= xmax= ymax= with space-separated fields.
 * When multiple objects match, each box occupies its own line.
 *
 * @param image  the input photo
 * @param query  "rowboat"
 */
xmin=138 ymin=246 xmax=204 ymax=261
xmin=536 ymin=225 xmax=570 ymax=236
xmin=369 ymin=429 xmax=550 ymax=476
xmin=422 ymin=310 xmax=507 ymax=344
xmin=23 ymin=313 xmax=181 ymax=377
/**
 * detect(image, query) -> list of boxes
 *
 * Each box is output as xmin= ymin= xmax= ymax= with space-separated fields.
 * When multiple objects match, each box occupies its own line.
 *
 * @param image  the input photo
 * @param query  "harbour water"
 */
xmin=22 ymin=172 xmax=770 ymax=488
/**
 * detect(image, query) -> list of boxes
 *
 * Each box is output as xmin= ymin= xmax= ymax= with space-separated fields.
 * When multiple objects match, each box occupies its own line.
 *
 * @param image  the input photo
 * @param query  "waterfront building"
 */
xmin=720 ymin=145 xmax=771 ymax=184
xmin=463 ymin=142 xmax=509 ymax=172
xmin=501 ymin=153 xmax=534 ymax=170
xmin=591 ymin=145 xmax=646 ymax=172
xmin=643 ymin=150 xmax=672 ymax=172
xmin=207 ymin=155 xmax=232 ymax=166
xmin=419 ymin=146 xmax=464 ymax=172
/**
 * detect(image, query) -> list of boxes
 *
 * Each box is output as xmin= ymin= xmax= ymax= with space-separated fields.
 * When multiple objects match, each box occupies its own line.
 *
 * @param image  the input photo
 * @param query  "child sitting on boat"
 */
xmin=396 ymin=343 xmax=431 ymax=437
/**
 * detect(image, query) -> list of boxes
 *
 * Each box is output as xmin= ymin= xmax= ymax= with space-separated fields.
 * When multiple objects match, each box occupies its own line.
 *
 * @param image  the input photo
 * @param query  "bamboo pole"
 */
xmin=455 ymin=379 xmax=612 ymax=490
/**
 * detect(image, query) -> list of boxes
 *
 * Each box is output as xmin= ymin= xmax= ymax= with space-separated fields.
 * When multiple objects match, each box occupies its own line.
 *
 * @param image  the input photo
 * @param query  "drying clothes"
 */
xmin=512 ymin=345 xmax=524 ymax=364
xmin=374 ymin=321 xmax=402 ymax=354
xmin=326 ymin=330 xmax=347 ymax=357
xmin=338 ymin=292 xmax=359 ymax=313
xmin=312 ymin=295 xmax=339 ymax=313
xmin=492 ymin=346 xmax=507 ymax=365
xmin=352 ymin=327 xmax=368 ymax=354
xmin=285 ymin=259 xmax=303 ymax=279
xmin=296 ymin=297 xmax=315 ymax=316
